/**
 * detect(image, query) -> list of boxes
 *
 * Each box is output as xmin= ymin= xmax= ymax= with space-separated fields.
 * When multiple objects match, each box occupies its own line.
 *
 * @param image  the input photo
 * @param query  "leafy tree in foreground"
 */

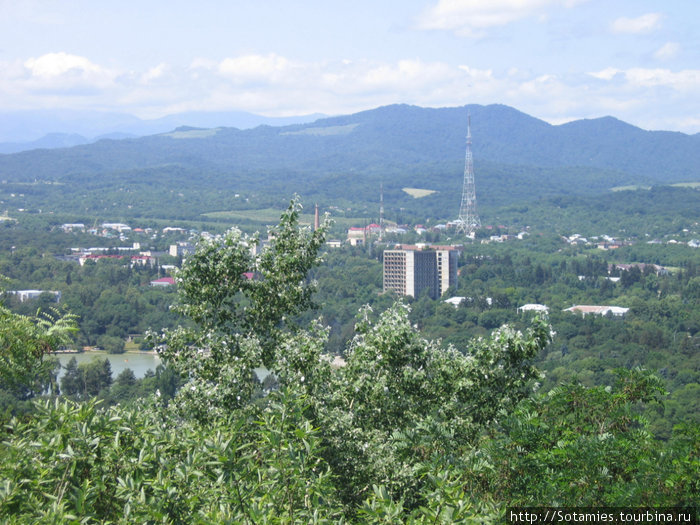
xmin=0 ymin=392 xmax=344 ymax=523
xmin=315 ymin=303 xmax=551 ymax=508
xmin=469 ymin=368 xmax=698 ymax=507
xmin=0 ymin=296 xmax=77 ymax=416
xmin=152 ymin=196 xmax=330 ymax=420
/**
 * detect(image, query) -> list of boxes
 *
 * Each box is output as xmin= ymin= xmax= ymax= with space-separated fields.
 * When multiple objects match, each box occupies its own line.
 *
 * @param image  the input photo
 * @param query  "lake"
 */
xmin=55 ymin=352 xmax=269 ymax=382
xmin=55 ymin=350 xmax=161 ymax=380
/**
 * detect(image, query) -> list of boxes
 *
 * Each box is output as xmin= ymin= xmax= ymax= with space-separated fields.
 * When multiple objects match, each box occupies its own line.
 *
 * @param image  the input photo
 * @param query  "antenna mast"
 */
xmin=379 ymin=182 xmax=384 ymax=240
xmin=455 ymin=111 xmax=481 ymax=235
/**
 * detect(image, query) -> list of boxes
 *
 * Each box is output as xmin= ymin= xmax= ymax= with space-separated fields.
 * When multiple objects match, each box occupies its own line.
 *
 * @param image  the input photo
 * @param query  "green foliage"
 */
xmin=0 ymin=300 xmax=77 ymax=414
xmin=59 ymin=357 xmax=114 ymax=400
xmin=358 ymin=474 xmax=500 ymax=524
xmin=59 ymin=357 xmax=82 ymax=397
xmin=469 ymin=369 xmax=698 ymax=507
xmin=396 ymin=237 xmax=700 ymax=434
xmin=0 ymin=391 xmax=344 ymax=523
xmin=97 ymin=334 xmax=125 ymax=354
xmin=315 ymin=303 xmax=551 ymax=508
xmin=175 ymin=196 xmax=328 ymax=361
xmin=153 ymin=196 xmax=330 ymax=419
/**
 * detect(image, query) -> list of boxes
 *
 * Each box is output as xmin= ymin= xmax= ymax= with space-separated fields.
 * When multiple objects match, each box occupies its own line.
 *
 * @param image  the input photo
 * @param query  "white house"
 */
xmin=564 ymin=305 xmax=629 ymax=317
xmin=518 ymin=303 xmax=549 ymax=314
xmin=444 ymin=296 xmax=466 ymax=308
xmin=8 ymin=290 xmax=61 ymax=303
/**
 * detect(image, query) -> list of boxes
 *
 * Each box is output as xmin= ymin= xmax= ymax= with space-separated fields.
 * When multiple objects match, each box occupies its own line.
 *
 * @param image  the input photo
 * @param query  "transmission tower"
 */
xmin=379 ymin=182 xmax=384 ymax=240
xmin=455 ymin=112 xmax=481 ymax=235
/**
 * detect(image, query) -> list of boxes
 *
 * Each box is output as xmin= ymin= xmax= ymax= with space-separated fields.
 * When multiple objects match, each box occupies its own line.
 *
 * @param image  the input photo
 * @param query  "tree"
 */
xmin=0 ymin=296 xmax=77 ymax=413
xmin=97 ymin=334 xmax=125 ymax=354
xmin=470 ymin=368 xmax=698 ymax=507
xmin=153 ymin=197 xmax=330 ymax=419
xmin=1 ymin=198 xmax=698 ymax=522
xmin=109 ymin=368 xmax=138 ymax=403
xmin=60 ymin=356 xmax=83 ymax=397
xmin=150 ymin=197 xmax=555 ymax=510
xmin=115 ymin=367 xmax=137 ymax=387
xmin=314 ymin=303 xmax=551 ymax=508
xmin=81 ymin=358 xmax=112 ymax=397
xmin=0 ymin=392 xmax=344 ymax=523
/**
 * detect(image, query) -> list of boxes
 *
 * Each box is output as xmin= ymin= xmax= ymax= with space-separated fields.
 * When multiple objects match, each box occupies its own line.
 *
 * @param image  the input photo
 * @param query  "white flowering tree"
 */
xmin=316 ymin=302 xmax=552 ymax=508
xmin=153 ymin=197 xmax=330 ymax=419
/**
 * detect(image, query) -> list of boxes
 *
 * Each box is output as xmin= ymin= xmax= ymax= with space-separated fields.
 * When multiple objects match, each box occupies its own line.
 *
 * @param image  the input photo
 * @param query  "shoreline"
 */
xmin=51 ymin=349 xmax=159 ymax=356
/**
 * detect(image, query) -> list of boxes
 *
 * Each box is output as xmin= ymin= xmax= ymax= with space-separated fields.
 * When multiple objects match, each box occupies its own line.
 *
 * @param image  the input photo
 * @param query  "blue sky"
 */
xmin=1 ymin=0 xmax=698 ymax=132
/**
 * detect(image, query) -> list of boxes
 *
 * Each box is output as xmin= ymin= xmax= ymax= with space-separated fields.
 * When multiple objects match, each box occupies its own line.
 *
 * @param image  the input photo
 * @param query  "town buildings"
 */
xmin=383 ymin=245 xmax=459 ymax=299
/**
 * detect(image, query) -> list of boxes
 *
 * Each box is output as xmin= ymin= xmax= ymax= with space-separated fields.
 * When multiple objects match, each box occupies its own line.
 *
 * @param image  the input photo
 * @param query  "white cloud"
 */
xmin=1 ymin=51 xmax=699 ymax=133
xmin=610 ymin=13 xmax=661 ymax=34
xmin=24 ymin=52 xmax=104 ymax=78
xmin=653 ymin=42 xmax=680 ymax=61
xmin=589 ymin=66 xmax=700 ymax=92
xmin=588 ymin=67 xmax=622 ymax=81
xmin=361 ymin=59 xmax=457 ymax=89
xmin=189 ymin=58 xmax=218 ymax=71
xmin=418 ymin=0 xmax=588 ymax=37
xmin=624 ymin=68 xmax=700 ymax=91
xmin=217 ymin=54 xmax=296 ymax=84
xmin=20 ymin=52 xmax=116 ymax=93
xmin=142 ymin=63 xmax=168 ymax=83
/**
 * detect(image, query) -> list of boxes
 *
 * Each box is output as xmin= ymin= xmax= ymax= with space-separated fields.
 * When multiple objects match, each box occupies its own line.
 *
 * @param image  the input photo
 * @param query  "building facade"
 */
xmin=383 ymin=245 xmax=459 ymax=299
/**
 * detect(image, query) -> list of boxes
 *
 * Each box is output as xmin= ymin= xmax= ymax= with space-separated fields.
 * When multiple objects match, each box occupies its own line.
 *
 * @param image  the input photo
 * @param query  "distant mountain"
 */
xmin=0 ymin=109 xmax=325 ymax=149
xmin=0 ymin=133 xmax=90 ymax=154
xmin=0 ymin=104 xmax=697 ymax=218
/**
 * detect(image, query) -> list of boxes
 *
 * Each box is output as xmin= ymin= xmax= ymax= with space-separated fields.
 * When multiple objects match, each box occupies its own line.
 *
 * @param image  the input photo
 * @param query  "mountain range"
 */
xmin=0 ymin=109 xmax=325 ymax=153
xmin=0 ymin=104 xmax=698 ymax=220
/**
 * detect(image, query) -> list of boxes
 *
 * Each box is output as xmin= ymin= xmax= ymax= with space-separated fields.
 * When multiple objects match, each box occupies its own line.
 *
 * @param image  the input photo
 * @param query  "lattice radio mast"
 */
xmin=455 ymin=112 xmax=481 ymax=235
xmin=379 ymin=182 xmax=384 ymax=240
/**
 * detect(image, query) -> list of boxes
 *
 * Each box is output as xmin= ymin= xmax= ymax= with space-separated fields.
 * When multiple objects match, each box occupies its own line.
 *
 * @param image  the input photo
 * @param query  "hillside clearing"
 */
xmin=403 ymin=188 xmax=437 ymax=198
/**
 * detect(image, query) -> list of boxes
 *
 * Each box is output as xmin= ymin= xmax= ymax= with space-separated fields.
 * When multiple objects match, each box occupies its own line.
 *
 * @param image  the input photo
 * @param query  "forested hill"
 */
xmin=304 ymin=104 xmax=700 ymax=182
xmin=0 ymin=104 xmax=698 ymax=213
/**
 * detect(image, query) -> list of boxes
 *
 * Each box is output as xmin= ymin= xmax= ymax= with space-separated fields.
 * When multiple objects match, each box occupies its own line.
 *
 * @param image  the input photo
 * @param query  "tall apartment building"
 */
xmin=383 ymin=245 xmax=459 ymax=299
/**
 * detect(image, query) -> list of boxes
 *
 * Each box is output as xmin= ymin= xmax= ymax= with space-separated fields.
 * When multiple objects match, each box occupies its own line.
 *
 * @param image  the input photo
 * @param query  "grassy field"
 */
xmin=402 ymin=187 xmax=437 ymax=198
xmin=610 ymin=185 xmax=652 ymax=192
xmin=611 ymin=182 xmax=700 ymax=192
xmin=202 ymin=208 xmax=365 ymax=229
xmin=203 ymin=208 xmax=304 ymax=223
xmin=671 ymin=182 xmax=700 ymax=188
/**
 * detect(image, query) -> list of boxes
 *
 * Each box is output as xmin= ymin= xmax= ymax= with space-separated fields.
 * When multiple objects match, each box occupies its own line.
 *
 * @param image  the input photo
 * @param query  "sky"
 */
xmin=1 ymin=0 xmax=699 ymax=133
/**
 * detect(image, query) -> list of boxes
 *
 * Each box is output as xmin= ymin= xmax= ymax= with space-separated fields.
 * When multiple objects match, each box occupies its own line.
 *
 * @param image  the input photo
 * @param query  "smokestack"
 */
xmin=314 ymin=203 xmax=320 ymax=231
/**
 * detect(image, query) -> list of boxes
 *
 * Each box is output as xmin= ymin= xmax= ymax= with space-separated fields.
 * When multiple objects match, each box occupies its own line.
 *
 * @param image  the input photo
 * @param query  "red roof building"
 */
xmin=150 ymin=277 xmax=175 ymax=287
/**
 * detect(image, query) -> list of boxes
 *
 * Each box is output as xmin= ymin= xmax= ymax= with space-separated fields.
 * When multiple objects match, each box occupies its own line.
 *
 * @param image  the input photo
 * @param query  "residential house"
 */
xmin=564 ymin=305 xmax=629 ymax=317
